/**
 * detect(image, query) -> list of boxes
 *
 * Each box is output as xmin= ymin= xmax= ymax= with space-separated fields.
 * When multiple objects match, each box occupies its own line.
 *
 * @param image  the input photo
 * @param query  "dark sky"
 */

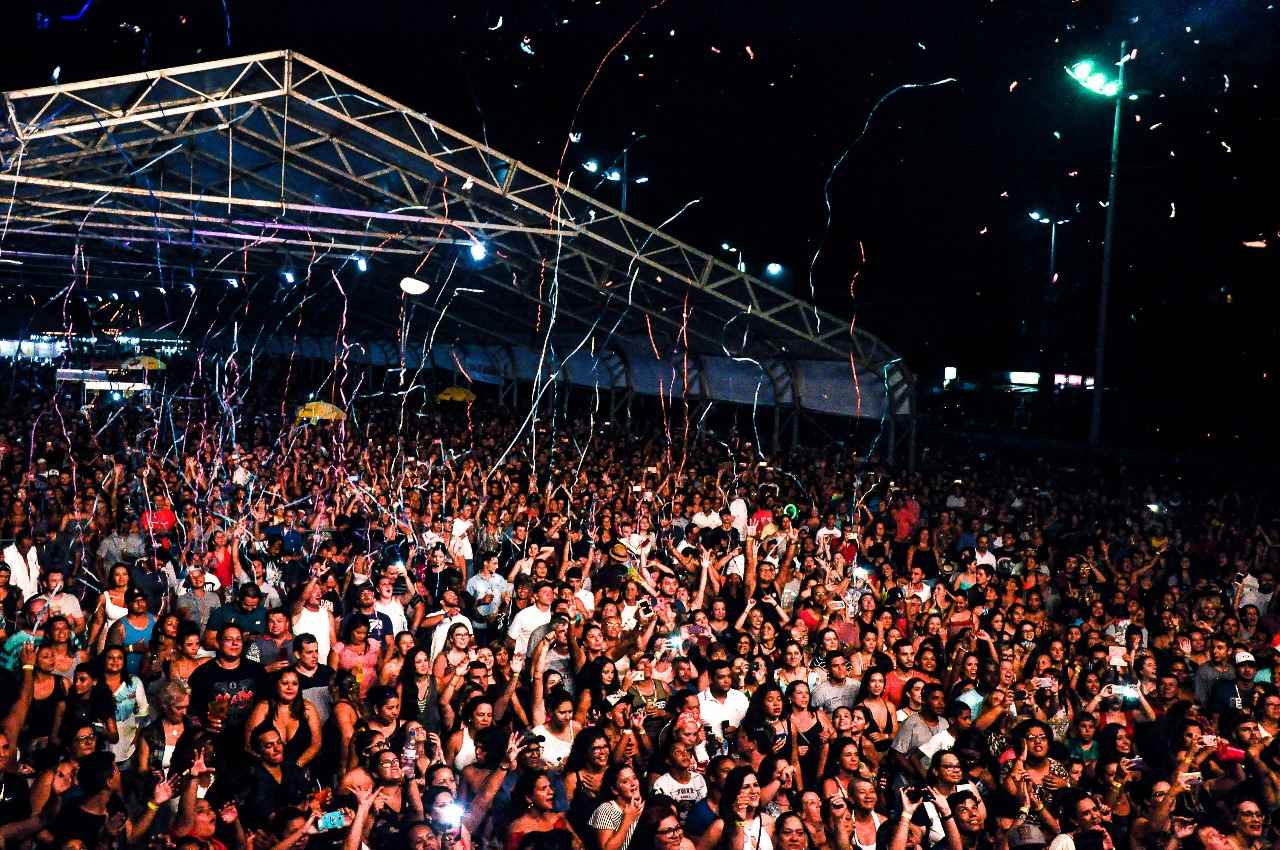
xmin=4 ymin=0 xmax=1279 ymax=449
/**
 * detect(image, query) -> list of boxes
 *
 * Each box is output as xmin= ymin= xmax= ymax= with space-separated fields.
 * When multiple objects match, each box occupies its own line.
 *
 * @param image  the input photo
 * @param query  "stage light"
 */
xmin=605 ymin=169 xmax=622 ymax=182
xmin=282 ymin=270 xmax=295 ymax=284
xmin=1029 ymin=211 xmax=1044 ymax=221
xmin=721 ymin=243 xmax=732 ymax=251
xmin=354 ymin=255 xmax=368 ymax=272
xmin=225 ymin=277 xmax=238 ymax=288
xmin=583 ymin=159 xmax=600 ymax=173
xmin=399 ymin=277 xmax=429 ymax=296
xmin=633 ymin=176 xmax=649 ymax=184
xmin=469 ymin=241 xmax=488 ymax=261
xmin=765 ymin=262 xmax=783 ymax=276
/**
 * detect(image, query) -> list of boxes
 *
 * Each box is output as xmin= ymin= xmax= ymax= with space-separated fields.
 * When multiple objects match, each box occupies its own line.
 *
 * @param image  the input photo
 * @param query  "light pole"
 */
xmin=583 ymin=134 xmax=647 ymax=212
xmin=1029 ymin=211 xmax=1070 ymax=414
xmin=1068 ymin=42 xmax=1127 ymax=447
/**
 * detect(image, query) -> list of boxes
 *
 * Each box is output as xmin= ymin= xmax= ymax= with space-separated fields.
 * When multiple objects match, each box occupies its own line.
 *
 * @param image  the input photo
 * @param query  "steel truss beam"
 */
xmin=2 ymin=49 xmax=913 ymax=426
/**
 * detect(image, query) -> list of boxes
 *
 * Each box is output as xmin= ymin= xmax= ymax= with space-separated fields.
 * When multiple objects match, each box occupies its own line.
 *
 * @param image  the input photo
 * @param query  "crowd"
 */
xmin=0 ymin=370 xmax=1278 ymax=850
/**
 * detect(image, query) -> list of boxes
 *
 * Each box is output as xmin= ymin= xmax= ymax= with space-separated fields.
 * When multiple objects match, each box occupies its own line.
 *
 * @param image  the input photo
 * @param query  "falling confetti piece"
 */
xmin=568 ymin=132 xmax=581 ymax=143
xmin=710 ymin=46 xmax=721 ymax=54
xmin=1223 ymin=74 xmax=1230 ymax=92
xmin=489 ymin=15 xmax=503 ymax=30
xmin=917 ymin=42 xmax=927 ymax=50
xmin=1149 ymin=122 xmax=1163 ymax=130
xmin=1000 ymin=191 xmax=1009 ymax=198
xmin=1053 ymin=131 xmax=1061 ymax=140
xmin=1067 ymin=170 xmax=1079 ymax=177
xmin=745 ymin=45 xmax=755 ymax=60
xmin=1009 ymin=80 xmax=1019 ymax=92
xmin=1169 ymin=203 xmax=1176 ymax=219
xmin=52 ymin=66 xmax=61 ymax=82
xmin=978 ymin=226 xmax=988 ymax=234
xmin=1243 ymin=240 xmax=1267 ymax=248
xmin=1221 ymin=140 xmax=1232 ymax=153
xmin=520 ymin=35 xmax=535 ymax=55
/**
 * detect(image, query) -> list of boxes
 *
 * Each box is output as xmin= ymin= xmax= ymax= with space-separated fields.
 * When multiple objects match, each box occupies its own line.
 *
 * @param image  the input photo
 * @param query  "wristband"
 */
xmin=22 ymin=664 xmax=34 ymax=671
xmin=147 ymin=801 xmax=161 ymax=811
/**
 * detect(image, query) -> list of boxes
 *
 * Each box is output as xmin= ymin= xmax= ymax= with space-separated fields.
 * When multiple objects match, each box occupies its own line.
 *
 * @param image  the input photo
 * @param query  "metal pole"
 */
xmin=1049 ymin=219 xmax=1057 ymax=285
xmin=620 ymin=148 xmax=628 ymax=212
xmin=1089 ymin=40 xmax=1125 ymax=447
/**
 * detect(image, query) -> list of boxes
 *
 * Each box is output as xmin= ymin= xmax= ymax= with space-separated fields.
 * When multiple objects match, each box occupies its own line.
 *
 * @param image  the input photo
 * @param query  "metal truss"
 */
xmin=1 ymin=49 xmax=914 ymax=436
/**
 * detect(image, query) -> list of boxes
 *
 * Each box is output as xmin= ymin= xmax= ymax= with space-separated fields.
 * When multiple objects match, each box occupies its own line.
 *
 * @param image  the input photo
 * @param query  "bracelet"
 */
xmin=22 ymin=664 xmax=34 ymax=671
xmin=147 ymin=801 xmax=161 ymax=811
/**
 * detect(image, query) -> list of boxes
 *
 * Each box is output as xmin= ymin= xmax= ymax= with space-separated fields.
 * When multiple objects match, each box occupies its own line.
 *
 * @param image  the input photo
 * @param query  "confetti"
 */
xmin=60 ymin=0 xmax=95 ymax=21
xmin=745 ymin=45 xmax=755 ymax=60
xmin=710 ymin=46 xmax=721 ymax=54
xmin=489 ymin=16 xmax=503 ymax=30
xmin=520 ymin=36 xmax=535 ymax=55
xmin=978 ymin=226 xmax=988 ymax=234
xmin=1169 ymin=203 xmax=1176 ymax=219
xmin=1243 ymin=240 xmax=1267 ymax=248
xmin=1221 ymin=140 xmax=1232 ymax=153
xmin=1009 ymin=80 xmax=1019 ymax=92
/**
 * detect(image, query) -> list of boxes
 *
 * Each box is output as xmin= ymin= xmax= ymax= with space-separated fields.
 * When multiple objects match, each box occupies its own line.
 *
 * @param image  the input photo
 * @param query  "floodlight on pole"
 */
xmin=1070 ymin=42 xmax=1129 ymax=447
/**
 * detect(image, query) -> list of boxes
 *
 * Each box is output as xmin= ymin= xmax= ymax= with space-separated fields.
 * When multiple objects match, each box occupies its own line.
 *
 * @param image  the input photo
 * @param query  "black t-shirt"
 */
xmin=188 ymin=658 xmax=268 ymax=727
xmin=0 ymin=770 xmax=32 ymax=823
xmin=58 ymin=687 xmax=116 ymax=743
xmin=52 ymin=795 xmax=127 ymax=847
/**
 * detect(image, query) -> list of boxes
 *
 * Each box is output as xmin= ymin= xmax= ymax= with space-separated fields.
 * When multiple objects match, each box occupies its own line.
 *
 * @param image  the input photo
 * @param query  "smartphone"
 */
xmin=1200 ymin=735 xmax=1218 ymax=748
xmin=315 ymin=810 xmax=350 ymax=832
xmin=1178 ymin=771 xmax=1203 ymax=786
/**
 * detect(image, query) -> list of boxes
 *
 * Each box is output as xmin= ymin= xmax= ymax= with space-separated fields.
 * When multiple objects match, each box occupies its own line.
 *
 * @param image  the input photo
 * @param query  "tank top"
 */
xmin=99 ymin=593 xmax=129 ymax=652
xmin=741 ymin=815 xmax=774 ymax=850
xmin=853 ymin=813 xmax=884 ymax=850
xmin=453 ymin=726 xmax=476 ymax=771
xmin=121 ymin=615 xmax=156 ymax=676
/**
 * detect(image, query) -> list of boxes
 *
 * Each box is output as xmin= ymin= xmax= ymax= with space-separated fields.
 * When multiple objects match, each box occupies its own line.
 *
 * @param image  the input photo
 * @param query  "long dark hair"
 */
xmin=715 ymin=767 xmax=759 ymax=850
xmin=564 ymin=726 xmax=610 ymax=774
xmin=264 ymin=665 xmax=305 ymax=721
xmin=398 ymin=646 xmax=433 ymax=720
xmin=630 ymin=795 xmax=681 ymax=850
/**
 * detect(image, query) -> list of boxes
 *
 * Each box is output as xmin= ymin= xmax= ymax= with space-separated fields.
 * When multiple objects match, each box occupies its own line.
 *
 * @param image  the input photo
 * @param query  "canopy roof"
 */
xmin=0 ymin=50 xmax=911 ymax=422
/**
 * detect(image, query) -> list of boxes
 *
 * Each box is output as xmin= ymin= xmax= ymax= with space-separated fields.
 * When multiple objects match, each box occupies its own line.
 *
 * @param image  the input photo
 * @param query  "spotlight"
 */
xmin=399 ymin=277 xmax=430 ymax=295
xmin=354 ymin=256 xmax=368 ymax=273
xmin=225 ymin=278 xmax=238 ymax=289
xmin=1029 ymin=211 xmax=1044 ymax=221
xmin=469 ymin=241 xmax=488 ymax=261
xmin=765 ymin=262 xmax=783 ymax=276
xmin=605 ymin=169 xmax=622 ymax=182
xmin=583 ymin=159 xmax=600 ymax=173
xmin=633 ymin=176 xmax=649 ymax=184
xmin=283 ymin=270 xmax=295 ymax=284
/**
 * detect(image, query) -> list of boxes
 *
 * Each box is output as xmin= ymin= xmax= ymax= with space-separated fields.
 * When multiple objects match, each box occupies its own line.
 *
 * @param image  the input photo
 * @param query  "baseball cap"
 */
xmin=125 ymin=588 xmax=147 ymax=602
xmin=1008 ymin=825 xmax=1047 ymax=849
xmin=1235 ymin=651 xmax=1257 ymax=665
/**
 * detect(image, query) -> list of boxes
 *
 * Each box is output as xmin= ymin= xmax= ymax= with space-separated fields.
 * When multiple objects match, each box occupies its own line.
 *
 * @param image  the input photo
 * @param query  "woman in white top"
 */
xmin=848 ymin=778 xmax=884 ymax=850
xmin=90 ymin=564 xmax=131 ymax=653
xmin=529 ymin=687 xmax=580 ymax=771
xmin=695 ymin=767 xmax=775 ymax=850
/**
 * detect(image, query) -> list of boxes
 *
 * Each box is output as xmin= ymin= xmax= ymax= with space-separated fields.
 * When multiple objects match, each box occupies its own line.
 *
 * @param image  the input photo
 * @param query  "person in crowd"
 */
xmin=0 ymin=370 xmax=1277 ymax=850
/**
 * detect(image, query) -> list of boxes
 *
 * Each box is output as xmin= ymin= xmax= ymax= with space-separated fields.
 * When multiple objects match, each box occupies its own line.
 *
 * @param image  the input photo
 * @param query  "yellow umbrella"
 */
xmin=436 ymin=386 xmax=476 ymax=403
xmin=121 ymin=355 xmax=166 ymax=370
xmin=295 ymin=401 xmax=347 ymax=421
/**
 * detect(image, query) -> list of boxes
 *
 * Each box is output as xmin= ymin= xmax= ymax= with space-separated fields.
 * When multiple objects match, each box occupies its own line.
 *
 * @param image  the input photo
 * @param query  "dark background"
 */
xmin=3 ymin=0 xmax=1278 ymax=452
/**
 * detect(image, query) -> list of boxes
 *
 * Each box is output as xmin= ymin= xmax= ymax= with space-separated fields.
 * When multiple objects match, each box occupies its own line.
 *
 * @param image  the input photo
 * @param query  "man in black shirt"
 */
xmin=237 ymin=726 xmax=312 ymax=830
xmin=188 ymin=624 xmax=267 ymax=742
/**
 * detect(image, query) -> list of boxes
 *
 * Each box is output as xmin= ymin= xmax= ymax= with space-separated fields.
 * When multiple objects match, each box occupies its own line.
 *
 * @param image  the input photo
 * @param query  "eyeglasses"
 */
xmin=74 ymin=733 xmax=97 ymax=742
xmin=1024 ymin=734 xmax=1049 ymax=742
xmin=1239 ymin=811 xmax=1264 ymax=819
xmin=657 ymin=826 xmax=684 ymax=837
xmin=377 ymin=758 xmax=402 ymax=769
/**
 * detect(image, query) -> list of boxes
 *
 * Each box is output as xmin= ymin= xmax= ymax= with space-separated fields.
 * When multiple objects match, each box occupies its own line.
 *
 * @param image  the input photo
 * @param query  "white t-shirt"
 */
xmin=531 ymin=724 xmax=574 ymax=770
xmin=697 ymin=688 xmax=750 ymax=740
xmin=293 ymin=605 xmax=333 ymax=661
xmin=652 ymin=772 xmax=708 ymax=816
xmin=429 ymin=613 xmax=473 ymax=660
xmin=375 ymin=598 xmax=409 ymax=636
xmin=507 ymin=604 xmax=552 ymax=667
xmin=691 ymin=510 xmax=721 ymax=530
xmin=729 ymin=498 xmax=749 ymax=534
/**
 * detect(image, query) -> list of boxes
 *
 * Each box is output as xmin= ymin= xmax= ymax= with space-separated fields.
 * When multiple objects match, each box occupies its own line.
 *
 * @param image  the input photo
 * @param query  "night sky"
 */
xmin=3 ymin=0 xmax=1278 ymax=451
